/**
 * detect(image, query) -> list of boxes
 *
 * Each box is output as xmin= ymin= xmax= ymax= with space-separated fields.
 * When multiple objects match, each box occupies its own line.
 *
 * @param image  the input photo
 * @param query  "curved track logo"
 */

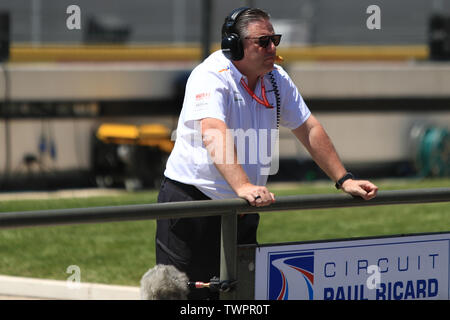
xmin=268 ymin=251 xmax=314 ymax=300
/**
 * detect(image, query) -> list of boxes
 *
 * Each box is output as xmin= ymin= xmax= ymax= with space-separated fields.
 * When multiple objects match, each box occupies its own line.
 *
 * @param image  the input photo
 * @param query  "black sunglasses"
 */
xmin=245 ymin=34 xmax=282 ymax=48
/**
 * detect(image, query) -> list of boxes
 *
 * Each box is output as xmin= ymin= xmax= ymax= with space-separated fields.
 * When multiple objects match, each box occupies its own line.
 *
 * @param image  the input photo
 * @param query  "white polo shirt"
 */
xmin=164 ymin=50 xmax=311 ymax=200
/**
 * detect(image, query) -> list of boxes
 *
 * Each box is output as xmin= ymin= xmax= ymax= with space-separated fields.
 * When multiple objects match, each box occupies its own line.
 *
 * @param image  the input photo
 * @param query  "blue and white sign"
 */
xmin=255 ymin=233 xmax=450 ymax=300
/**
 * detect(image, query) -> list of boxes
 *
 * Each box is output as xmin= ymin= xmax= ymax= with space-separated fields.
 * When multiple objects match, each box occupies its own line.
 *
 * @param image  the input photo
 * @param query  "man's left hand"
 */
xmin=341 ymin=180 xmax=378 ymax=200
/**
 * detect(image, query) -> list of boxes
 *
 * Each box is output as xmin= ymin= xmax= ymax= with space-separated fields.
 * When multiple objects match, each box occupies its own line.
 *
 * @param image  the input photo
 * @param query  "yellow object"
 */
xmin=97 ymin=124 xmax=139 ymax=144
xmin=139 ymin=124 xmax=174 ymax=153
xmin=139 ymin=124 xmax=171 ymax=139
xmin=96 ymin=123 xmax=174 ymax=153
xmin=10 ymin=44 xmax=428 ymax=62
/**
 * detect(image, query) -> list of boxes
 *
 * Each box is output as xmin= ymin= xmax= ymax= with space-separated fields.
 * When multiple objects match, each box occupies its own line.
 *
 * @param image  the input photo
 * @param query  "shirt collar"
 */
xmin=228 ymin=58 xmax=246 ymax=84
xmin=217 ymin=49 xmax=275 ymax=84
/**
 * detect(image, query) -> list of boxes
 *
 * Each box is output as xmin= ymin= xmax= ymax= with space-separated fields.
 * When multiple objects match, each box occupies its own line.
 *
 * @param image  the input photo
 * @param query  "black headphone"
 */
xmin=221 ymin=7 xmax=250 ymax=61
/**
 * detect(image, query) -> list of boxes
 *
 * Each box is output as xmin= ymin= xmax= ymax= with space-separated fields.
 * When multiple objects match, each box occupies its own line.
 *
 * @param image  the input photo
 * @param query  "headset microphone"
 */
xmin=275 ymin=55 xmax=284 ymax=62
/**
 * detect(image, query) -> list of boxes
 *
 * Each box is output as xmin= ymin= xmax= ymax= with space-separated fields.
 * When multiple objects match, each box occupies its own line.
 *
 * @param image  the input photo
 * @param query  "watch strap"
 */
xmin=335 ymin=172 xmax=354 ymax=189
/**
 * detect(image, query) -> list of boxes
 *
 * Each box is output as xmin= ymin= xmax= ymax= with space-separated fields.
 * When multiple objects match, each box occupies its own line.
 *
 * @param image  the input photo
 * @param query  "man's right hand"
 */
xmin=236 ymin=182 xmax=276 ymax=207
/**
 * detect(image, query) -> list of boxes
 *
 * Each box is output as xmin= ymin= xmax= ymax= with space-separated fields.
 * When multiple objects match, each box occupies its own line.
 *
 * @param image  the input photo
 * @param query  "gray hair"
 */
xmin=140 ymin=264 xmax=189 ymax=300
xmin=222 ymin=8 xmax=271 ymax=39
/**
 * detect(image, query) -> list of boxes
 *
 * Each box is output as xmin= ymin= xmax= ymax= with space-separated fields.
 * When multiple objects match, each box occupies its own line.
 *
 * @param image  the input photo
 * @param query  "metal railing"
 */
xmin=1 ymin=187 xmax=449 ymax=299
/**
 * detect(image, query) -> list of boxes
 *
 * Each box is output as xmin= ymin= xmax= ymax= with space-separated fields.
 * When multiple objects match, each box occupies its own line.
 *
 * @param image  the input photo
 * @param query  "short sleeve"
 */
xmin=183 ymin=67 xmax=229 ymax=124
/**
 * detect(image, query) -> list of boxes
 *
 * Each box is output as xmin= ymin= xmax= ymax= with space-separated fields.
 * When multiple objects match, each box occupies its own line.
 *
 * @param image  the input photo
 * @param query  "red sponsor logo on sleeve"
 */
xmin=195 ymin=92 xmax=210 ymax=101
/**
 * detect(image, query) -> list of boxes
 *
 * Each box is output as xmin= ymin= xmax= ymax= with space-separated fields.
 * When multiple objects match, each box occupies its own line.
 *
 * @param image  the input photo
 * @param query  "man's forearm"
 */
xmin=292 ymin=115 xmax=347 ymax=182
xmin=293 ymin=115 xmax=378 ymax=200
xmin=307 ymin=125 xmax=347 ymax=182
xmin=210 ymin=131 xmax=251 ymax=193
xmin=201 ymin=118 xmax=251 ymax=193
xmin=214 ymin=161 xmax=252 ymax=193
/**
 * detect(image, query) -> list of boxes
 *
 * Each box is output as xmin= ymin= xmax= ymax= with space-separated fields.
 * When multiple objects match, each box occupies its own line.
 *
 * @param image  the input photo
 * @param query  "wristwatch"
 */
xmin=335 ymin=172 xmax=354 ymax=189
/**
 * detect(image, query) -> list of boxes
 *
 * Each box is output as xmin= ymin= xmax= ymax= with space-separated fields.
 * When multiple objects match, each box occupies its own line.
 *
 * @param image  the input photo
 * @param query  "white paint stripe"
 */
xmin=0 ymin=275 xmax=140 ymax=300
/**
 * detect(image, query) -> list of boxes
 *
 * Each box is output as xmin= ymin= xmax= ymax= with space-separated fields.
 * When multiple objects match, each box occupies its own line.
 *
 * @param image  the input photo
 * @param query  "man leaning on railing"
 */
xmin=154 ymin=7 xmax=378 ymax=300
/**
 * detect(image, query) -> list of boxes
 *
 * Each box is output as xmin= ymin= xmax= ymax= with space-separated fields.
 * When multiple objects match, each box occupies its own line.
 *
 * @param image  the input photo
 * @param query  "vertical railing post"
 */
xmin=219 ymin=211 xmax=238 ymax=300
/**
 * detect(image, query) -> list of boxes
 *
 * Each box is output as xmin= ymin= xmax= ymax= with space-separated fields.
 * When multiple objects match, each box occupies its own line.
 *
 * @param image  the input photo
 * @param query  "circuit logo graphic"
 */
xmin=268 ymin=251 xmax=314 ymax=300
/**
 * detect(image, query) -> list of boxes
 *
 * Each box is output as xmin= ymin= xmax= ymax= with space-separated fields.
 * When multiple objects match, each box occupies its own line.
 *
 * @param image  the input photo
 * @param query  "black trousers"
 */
xmin=155 ymin=177 xmax=259 ymax=300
